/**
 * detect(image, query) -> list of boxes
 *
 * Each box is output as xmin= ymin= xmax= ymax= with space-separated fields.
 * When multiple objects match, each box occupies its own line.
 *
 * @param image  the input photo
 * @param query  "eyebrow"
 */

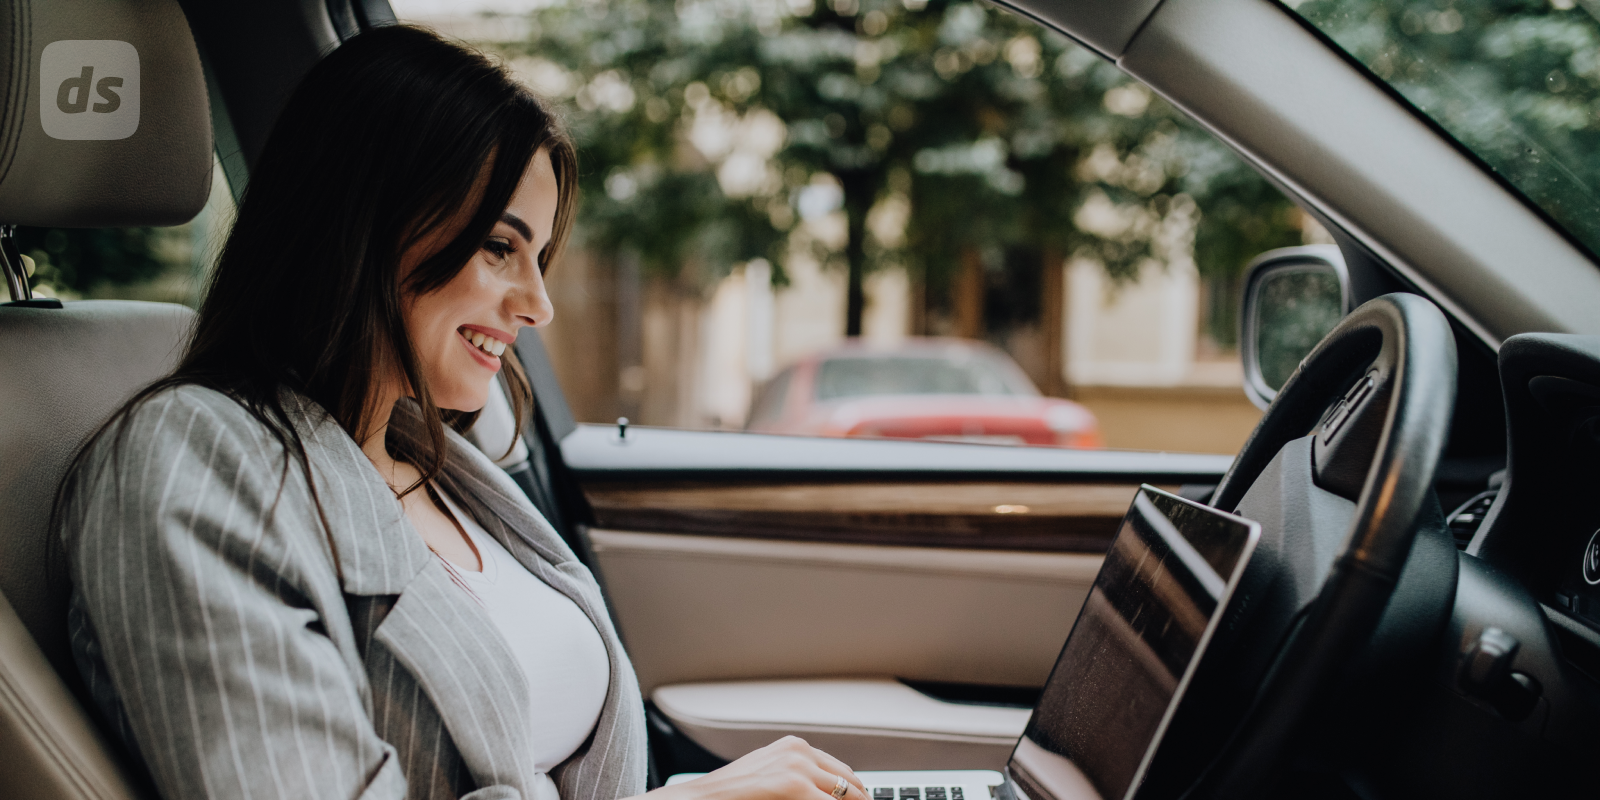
xmin=500 ymin=212 xmax=533 ymax=244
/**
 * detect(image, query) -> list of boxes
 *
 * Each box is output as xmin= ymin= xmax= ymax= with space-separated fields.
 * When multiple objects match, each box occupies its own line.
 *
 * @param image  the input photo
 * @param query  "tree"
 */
xmin=1292 ymin=0 xmax=1600 ymax=260
xmin=494 ymin=0 xmax=1308 ymax=342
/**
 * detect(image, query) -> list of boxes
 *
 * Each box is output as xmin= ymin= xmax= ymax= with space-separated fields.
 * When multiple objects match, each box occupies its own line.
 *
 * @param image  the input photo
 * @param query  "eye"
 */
xmin=483 ymin=237 xmax=515 ymax=262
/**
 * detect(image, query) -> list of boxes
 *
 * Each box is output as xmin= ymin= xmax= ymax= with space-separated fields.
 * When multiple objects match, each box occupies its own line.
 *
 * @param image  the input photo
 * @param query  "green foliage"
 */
xmin=18 ymin=226 xmax=167 ymax=294
xmin=494 ymin=0 xmax=1304 ymax=338
xmin=503 ymin=0 xmax=791 ymax=280
xmin=1292 ymin=0 xmax=1600 ymax=258
xmin=1193 ymin=175 xmax=1306 ymax=345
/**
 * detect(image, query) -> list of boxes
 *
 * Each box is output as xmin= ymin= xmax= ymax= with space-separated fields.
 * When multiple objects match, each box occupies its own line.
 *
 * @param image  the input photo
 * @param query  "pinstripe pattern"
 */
xmin=58 ymin=385 xmax=647 ymax=800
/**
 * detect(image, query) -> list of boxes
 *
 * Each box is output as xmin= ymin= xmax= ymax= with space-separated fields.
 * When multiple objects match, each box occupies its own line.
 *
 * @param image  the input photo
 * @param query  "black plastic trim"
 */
xmin=353 ymin=0 xmax=398 ymax=28
xmin=899 ymin=679 xmax=1041 ymax=710
xmin=645 ymin=701 xmax=728 ymax=786
xmin=517 ymin=329 xmax=578 ymax=441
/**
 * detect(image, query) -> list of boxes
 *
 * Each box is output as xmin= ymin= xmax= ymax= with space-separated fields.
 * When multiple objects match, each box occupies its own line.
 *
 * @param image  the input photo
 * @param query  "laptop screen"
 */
xmin=1006 ymin=486 xmax=1260 ymax=800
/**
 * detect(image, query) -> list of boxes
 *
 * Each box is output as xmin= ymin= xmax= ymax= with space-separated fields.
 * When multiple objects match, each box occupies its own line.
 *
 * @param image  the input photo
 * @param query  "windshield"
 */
xmin=1286 ymin=0 xmax=1600 ymax=260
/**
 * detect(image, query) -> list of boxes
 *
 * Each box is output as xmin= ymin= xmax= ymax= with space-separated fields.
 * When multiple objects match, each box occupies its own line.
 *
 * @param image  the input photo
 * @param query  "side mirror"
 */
xmin=1240 ymin=245 xmax=1349 ymax=410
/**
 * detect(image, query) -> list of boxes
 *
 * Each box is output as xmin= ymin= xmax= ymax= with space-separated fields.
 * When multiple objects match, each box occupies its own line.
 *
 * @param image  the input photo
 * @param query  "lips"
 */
xmin=457 ymin=325 xmax=510 ymax=373
xmin=458 ymin=326 xmax=507 ymax=357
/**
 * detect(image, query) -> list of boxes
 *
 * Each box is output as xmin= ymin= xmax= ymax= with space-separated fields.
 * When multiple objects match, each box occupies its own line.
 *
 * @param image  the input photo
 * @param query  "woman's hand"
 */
xmin=650 ymin=736 xmax=870 ymax=800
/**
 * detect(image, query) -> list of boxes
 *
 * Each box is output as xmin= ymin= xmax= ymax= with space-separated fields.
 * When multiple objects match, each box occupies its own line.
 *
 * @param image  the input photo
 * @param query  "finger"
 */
xmin=800 ymin=771 xmax=844 ymax=800
xmin=806 ymin=763 xmax=868 ymax=800
xmin=805 ymin=749 xmax=866 ymax=793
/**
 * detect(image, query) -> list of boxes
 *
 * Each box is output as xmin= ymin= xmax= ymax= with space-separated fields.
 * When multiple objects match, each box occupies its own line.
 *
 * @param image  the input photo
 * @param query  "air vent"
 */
xmin=1447 ymin=489 xmax=1498 ymax=550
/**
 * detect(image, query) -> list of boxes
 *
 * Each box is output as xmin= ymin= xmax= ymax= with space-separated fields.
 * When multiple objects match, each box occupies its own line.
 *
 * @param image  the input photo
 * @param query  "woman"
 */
xmin=55 ymin=24 xmax=867 ymax=800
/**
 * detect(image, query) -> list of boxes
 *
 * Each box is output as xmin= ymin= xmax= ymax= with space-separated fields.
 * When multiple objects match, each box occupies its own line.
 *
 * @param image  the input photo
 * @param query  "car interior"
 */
xmin=1 ymin=0 xmax=1598 ymax=799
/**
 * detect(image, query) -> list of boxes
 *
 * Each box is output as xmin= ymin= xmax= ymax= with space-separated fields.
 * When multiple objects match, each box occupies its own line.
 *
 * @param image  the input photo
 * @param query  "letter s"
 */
xmin=93 ymin=76 xmax=122 ymax=113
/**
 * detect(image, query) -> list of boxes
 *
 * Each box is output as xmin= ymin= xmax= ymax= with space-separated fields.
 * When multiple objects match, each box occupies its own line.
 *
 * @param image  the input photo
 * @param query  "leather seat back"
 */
xmin=0 ymin=1 xmax=212 ymax=797
xmin=0 ymin=303 xmax=195 ymax=800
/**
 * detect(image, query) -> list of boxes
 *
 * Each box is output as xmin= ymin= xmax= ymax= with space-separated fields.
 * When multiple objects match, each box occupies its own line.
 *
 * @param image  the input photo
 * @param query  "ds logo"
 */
xmin=40 ymin=40 xmax=140 ymax=141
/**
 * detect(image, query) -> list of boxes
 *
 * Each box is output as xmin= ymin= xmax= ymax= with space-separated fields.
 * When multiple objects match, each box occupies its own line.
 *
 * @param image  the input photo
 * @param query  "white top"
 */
xmin=437 ymin=490 xmax=611 ymax=800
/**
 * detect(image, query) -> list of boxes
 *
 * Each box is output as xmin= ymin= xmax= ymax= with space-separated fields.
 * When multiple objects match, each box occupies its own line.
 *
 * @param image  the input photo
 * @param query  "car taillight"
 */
xmin=1056 ymin=429 xmax=1103 ymax=449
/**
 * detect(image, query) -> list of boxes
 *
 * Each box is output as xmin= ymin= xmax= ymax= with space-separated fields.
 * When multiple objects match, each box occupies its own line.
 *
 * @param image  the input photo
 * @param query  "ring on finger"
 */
xmin=830 ymin=775 xmax=850 ymax=799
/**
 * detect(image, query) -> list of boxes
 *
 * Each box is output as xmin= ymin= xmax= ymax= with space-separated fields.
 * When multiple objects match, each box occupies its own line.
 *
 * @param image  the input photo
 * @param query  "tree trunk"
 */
xmin=1041 ymin=247 xmax=1066 ymax=397
xmin=838 ymin=170 xmax=878 ymax=338
xmin=954 ymin=247 xmax=984 ymax=339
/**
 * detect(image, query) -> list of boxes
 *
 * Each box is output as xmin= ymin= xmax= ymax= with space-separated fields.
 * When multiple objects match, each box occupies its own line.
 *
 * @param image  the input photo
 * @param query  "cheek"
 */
xmin=406 ymin=266 xmax=496 ymax=358
xmin=404 ymin=295 xmax=457 ymax=357
xmin=426 ymin=265 xmax=494 ymax=325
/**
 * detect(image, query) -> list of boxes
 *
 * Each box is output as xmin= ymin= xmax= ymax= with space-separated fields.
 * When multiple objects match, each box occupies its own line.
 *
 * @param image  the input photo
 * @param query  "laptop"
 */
xmin=669 ymin=485 xmax=1261 ymax=800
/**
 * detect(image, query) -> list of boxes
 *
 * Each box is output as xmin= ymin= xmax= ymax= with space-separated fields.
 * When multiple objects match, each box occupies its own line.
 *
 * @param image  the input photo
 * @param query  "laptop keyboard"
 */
xmin=869 ymin=787 xmax=964 ymax=800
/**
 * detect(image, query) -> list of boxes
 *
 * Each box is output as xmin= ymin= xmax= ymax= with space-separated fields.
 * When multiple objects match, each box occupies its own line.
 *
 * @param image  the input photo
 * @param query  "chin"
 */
xmin=433 ymin=381 xmax=491 ymax=413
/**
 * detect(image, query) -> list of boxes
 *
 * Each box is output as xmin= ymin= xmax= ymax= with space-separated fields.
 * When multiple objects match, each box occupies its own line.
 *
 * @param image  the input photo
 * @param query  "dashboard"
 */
xmin=1429 ymin=333 xmax=1600 ymax=795
xmin=1476 ymin=336 xmax=1600 ymax=644
xmin=1214 ymin=329 xmax=1600 ymax=798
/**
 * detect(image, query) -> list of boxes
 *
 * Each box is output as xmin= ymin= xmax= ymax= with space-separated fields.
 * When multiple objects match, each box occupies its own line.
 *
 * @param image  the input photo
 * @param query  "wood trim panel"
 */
xmin=584 ymin=481 xmax=1170 ymax=552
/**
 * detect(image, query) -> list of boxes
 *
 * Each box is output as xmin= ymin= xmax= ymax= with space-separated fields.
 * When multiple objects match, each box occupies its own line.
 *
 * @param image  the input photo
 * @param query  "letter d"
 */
xmin=56 ymin=66 xmax=92 ymax=113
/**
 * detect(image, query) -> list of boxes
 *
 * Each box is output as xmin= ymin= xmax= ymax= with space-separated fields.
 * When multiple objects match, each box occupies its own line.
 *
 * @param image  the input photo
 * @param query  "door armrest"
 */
xmin=652 ymin=678 xmax=1030 ymax=770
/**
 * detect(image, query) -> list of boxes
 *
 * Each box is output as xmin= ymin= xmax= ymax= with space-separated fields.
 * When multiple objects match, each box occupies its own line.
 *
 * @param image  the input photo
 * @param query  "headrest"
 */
xmin=0 ymin=0 xmax=211 ymax=228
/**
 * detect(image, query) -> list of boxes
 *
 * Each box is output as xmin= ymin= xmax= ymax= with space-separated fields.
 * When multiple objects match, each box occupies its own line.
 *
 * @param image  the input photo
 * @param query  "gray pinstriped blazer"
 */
xmin=57 ymin=385 xmax=647 ymax=800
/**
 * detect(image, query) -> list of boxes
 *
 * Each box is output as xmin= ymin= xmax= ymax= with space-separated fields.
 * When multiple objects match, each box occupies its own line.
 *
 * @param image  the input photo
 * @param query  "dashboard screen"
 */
xmin=1008 ymin=486 xmax=1260 ymax=800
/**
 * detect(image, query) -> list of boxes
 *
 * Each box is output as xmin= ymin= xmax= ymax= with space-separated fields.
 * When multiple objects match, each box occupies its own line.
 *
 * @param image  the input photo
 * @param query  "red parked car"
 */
xmin=745 ymin=339 xmax=1102 ymax=448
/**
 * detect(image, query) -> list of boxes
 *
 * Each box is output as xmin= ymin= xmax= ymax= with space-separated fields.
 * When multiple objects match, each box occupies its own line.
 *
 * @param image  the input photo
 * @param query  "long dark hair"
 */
xmin=56 ymin=25 xmax=577 ymax=569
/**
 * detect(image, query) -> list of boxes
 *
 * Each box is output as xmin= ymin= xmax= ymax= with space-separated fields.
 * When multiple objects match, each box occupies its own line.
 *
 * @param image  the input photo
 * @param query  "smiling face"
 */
xmin=399 ymin=147 xmax=559 ymax=413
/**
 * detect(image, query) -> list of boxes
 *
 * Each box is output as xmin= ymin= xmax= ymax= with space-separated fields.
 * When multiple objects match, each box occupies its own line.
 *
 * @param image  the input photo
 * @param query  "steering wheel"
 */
xmin=1201 ymin=293 xmax=1458 ymax=796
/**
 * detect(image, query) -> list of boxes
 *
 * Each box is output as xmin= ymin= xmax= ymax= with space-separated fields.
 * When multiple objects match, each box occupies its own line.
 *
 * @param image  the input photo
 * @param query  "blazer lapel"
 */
xmin=307 ymin=397 xmax=645 ymax=798
xmin=427 ymin=421 xmax=648 ymax=800
xmin=372 ymin=559 xmax=541 ymax=794
xmin=287 ymin=393 xmax=545 ymax=794
xmin=283 ymin=390 xmax=429 ymax=596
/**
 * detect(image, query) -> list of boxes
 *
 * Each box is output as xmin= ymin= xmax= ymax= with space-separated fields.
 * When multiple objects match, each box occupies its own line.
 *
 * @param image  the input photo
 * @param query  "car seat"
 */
xmin=0 ymin=0 xmax=213 ymax=797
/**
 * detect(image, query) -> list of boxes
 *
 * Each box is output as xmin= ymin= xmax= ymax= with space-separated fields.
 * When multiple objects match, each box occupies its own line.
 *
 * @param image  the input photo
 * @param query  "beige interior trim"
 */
xmin=589 ymin=529 xmax=1101 ymax=694
xmin=653 ymin=678 xmax=1029 ymax=771
xmin=592 ymin=529 xmax=1105 ymax=582
xmin=0 ymin=594 xmax=138 ymax=800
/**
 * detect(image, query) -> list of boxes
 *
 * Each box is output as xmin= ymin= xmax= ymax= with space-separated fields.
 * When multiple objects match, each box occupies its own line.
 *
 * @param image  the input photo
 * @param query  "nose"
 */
xmin=510 ymin=261 xmax=555 ymax=328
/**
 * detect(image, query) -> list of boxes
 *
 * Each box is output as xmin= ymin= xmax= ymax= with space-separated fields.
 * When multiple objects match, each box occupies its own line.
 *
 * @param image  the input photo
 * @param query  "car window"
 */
xmin=396 ymin=0 xmax=1328 ymax=454
xmin=816 ymin=355 xmax=1025 ymax=399
xmin=22 ymin=155 xmax=235 ymax=307
xmin=1285 ymin=0 xmax=1600 ymax=262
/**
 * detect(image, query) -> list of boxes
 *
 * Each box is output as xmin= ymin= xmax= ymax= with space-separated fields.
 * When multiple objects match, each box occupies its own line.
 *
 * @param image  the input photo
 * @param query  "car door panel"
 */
xmin=518 ymin=333 xmax=1236 ymax=770
xmin=569 ymin=435 xmax=1230 ymax=769
xmin=590 ymin=529 xmax=1105 ymax=694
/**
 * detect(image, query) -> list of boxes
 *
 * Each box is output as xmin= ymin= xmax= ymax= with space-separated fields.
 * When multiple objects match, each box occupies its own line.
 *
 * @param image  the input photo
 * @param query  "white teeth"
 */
xmin=462 ymin=329 xmax=504 ymax=358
